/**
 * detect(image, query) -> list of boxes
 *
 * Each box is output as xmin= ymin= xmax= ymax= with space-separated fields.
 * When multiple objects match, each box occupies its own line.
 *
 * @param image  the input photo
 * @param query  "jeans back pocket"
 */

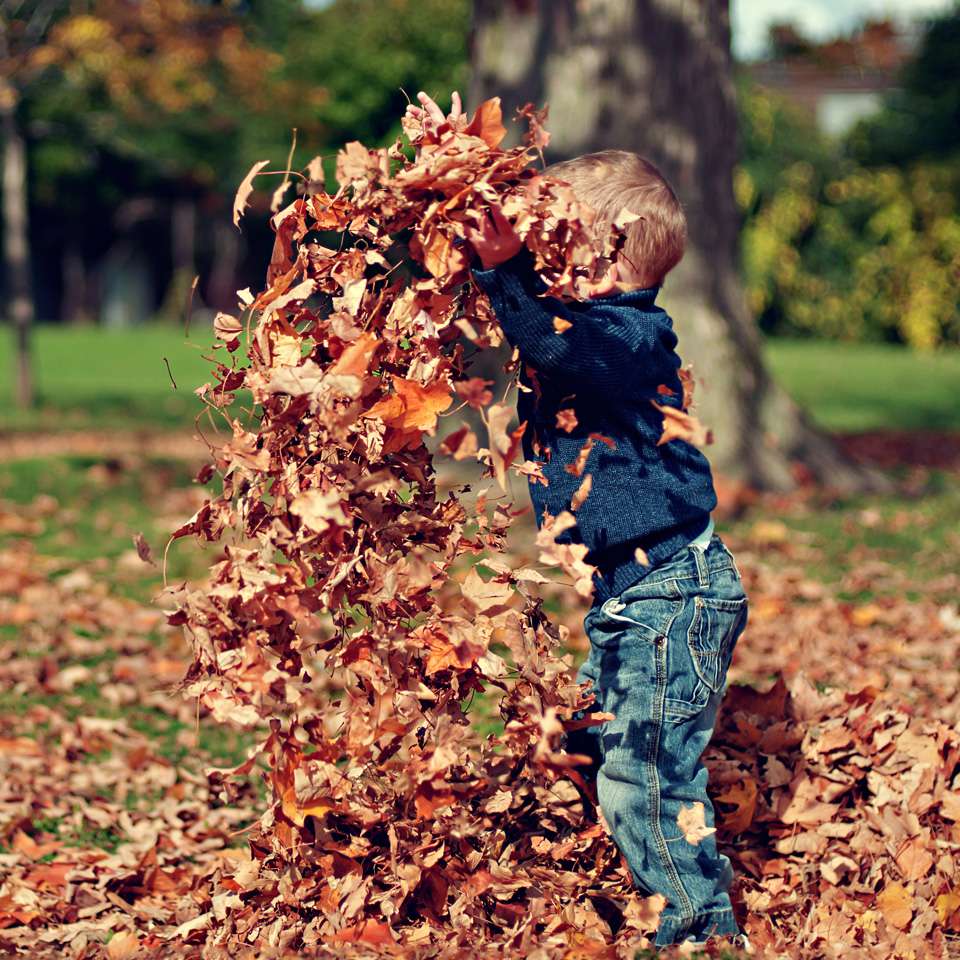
xmin=687 ymin=595 xmax=748 ymax=694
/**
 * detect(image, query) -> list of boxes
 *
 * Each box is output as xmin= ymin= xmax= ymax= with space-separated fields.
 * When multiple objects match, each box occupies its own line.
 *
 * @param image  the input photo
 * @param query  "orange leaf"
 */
xmin=414 ymin=781 xmax=456 ymax=818
xmin=233 ymin=159 xmax=270 ymax=227
xmin=556 ymin=408 xmax=578 ymax=432
xmin=465 ymin=97 xmax=507 ymax=149
xmin=651 ymin=401 xmax=713 ymax=447
xmin=106 ymin=930 xmax=140 ymax=960
xmin=936 ymin=888 xmax=960 ymax=929
xmin=420 ymin=226 xmax=468 ymax=279
xmin=714 ymin=776 xmax=758 ymax=835
xmin=877 ymin=882 xmax=913 ymax=930
xmin=365 ymin=377 xmax=452 ymax=434
xmin=676 ymin=801 xmax=716 ymax=845
xmin=439 ymin=425 xmax=479 ymax=461
xmin=486 ymin=402 xmax=526 ymax=491
xmin=571 ymin=474 xmax=592 ymax=511
xmin=329 ymin=920 xmax=395 ymax=946
xmin=0 ymin=737 xmax=41 ymax=757
xmin=328 ymin=331 xmax=381 ymax=378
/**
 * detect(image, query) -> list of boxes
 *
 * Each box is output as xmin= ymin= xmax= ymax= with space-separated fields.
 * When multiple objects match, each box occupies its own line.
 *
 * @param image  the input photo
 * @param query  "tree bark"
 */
xmin=470 ymin=0 xmax=877 ymax=491
xmin=2 ymin=97 xmax=35 ymax=409
xmin=61 ymin=239 xmax=90 ymax=325
xmin=207 ymin=215 xmax=241 ymax=312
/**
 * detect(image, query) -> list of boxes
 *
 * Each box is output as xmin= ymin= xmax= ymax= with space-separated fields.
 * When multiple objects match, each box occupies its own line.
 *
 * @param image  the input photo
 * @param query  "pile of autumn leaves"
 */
xmin=166 ymin=100 xmax=669 ymax=955
xmin=163 ymin=102 xmax=960 ymax=958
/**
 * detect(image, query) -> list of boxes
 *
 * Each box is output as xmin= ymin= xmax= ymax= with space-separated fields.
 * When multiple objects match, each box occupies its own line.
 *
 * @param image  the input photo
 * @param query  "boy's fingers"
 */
xmin=417 ymin=90 xmax=446 ymax=124
xmin=489 ymin=204 xmax=513 ymax=235
xmin=450 ymin=91 xmax=463 ymax=119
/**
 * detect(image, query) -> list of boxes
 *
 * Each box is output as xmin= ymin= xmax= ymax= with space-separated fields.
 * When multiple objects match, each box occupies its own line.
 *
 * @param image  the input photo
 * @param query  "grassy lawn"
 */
xmin=0 ymin=326 xmax=215 ymax=432
xmin=1 ymin=326 xmax=958 ymax=433
xmin=764 ymin=338 xmax=960 ymax=432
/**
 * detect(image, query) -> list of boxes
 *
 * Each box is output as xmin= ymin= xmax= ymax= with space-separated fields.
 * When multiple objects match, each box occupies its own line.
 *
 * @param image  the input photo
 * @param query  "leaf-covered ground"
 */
xmin=0 ymin=436 xmax=957 ymax=958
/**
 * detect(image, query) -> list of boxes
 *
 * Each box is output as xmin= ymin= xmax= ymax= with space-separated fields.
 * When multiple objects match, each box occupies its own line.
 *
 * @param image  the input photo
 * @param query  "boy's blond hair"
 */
xmin=546 ymin=150 xmax=687 ymax=289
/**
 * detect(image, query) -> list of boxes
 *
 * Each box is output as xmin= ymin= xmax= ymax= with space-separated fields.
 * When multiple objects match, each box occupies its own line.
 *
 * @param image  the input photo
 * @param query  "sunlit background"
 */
xmin=1 ymin=0 xmax=957 ymax=437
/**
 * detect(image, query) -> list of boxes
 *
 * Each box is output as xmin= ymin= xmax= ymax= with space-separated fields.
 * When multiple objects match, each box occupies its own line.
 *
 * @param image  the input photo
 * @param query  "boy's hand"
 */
xmin=404 ymin=91 xmax=466 ymax=144
xmin=464 ymin=204 xmax=523 ymax=269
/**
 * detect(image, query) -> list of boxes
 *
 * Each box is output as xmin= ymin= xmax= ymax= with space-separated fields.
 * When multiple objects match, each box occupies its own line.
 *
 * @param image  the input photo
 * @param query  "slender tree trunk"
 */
xmin=207 ymin=215 xmax=241 ymax=311
xmin=470 ymin=0 xmax=877 ymax=491
xmin=61 ymin=239 xmax=90 ymax=324
xmin=2 ymin=97 xmax=35 ymax=408
xmin=171 ymin=197 xmax=196 ymax=277
xmin=159 ymin=196 xmax=198 ymax=322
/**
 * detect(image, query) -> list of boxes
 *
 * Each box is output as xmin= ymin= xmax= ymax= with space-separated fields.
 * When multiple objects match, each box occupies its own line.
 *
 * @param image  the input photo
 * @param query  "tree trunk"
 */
xmin=61 ymin=239 xmax=91 ymax=324
xmin=207 ymin=215 xmax=241 ymax=312
xmin=470 ymin=0 xmax=876 ymax=491
xmin=2 ymin=98 xmax=35 ymax=408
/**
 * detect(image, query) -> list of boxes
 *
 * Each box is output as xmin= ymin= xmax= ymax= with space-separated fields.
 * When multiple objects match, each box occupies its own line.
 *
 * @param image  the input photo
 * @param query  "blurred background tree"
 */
xmin=738 ymin=6 xmax=960 ymax=351
xmin=1 ymin=0 xmax=469 ymax=408
xmin=1 ymin=0 xmax=956 ymax=436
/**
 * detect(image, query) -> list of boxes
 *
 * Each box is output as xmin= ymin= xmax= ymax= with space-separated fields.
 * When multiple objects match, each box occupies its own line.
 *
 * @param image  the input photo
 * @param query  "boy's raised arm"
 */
xmin=473 ymin=254 xmax=681 ymax=398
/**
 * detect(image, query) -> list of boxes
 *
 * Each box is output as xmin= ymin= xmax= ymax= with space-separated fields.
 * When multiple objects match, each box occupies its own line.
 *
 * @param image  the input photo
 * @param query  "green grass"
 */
xmin=764 ymin=338 xmax=960 ymax=432
xmin=1 ymin=327 xmax=959 ymax=434
xmin=0 ymin=325 xmax=221 ymax=432
xmin=717 ymin=467 xmax=960 ymax=602
xmin=0 ymin=455 xmax=213 ymax=599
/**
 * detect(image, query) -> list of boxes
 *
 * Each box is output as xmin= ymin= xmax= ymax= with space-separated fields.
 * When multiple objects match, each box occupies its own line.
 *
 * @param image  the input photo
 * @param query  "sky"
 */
xmin=731 ymin=0 xmax=956 ymax=59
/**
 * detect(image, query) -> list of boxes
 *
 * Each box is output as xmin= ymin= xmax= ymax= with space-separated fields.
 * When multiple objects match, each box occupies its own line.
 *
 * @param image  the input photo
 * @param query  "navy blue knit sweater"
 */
xmin=473 ymin=251 xmax=717 ymax=606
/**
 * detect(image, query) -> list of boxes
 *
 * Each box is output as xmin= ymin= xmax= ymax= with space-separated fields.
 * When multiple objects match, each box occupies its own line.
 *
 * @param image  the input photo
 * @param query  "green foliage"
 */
xmin=848 ymin=6 xmax=960 ymax=165
xmin=736 ymin=82 xmax=960 ymax=349
xmin=285 ymin=0 xmax=469 ymax=160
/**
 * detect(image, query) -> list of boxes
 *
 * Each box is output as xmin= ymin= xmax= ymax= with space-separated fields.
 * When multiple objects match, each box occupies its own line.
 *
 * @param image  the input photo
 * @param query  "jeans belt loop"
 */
xmin=690 ymin=541 xmax=709 ymax=588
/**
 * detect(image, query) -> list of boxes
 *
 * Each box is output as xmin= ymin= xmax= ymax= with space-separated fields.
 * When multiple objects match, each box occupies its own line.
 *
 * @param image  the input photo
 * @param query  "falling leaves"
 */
xmin=677 ymin=801 xmax=717 ymax=845
xmin=232 ymin=159 xmax=270 ymax=227
xmin=132 ymin=532 xmax=154 ymax=566
xmin=76 ymin=92 xmax=956 ymax=960
xmin=651 ymin=400 xmax=713 ymax=448
xmin=158 ymin=97 xmax=663 ymax=959
xmin=484 ymin=402 xmax=526 ymax=491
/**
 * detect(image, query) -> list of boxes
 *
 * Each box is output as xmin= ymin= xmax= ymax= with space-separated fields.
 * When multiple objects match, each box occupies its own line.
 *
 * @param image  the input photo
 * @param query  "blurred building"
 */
xmin=748 ymin=20 xmax=917 ymax=136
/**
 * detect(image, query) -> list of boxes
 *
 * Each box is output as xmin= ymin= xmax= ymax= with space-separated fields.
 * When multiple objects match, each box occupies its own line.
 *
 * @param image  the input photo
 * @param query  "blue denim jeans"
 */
xmin=573 ymin=534 xmax=748 ymax=948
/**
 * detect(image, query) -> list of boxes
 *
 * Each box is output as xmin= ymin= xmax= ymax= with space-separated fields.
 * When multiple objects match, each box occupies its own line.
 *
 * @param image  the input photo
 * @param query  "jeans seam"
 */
xmin=647 ymin=600 xmax=695 ymax=920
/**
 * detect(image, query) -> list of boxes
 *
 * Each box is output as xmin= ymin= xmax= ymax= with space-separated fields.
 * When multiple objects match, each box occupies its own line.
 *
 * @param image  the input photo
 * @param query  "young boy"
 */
xmin=410 ymin=94 xmax=751 ymax=950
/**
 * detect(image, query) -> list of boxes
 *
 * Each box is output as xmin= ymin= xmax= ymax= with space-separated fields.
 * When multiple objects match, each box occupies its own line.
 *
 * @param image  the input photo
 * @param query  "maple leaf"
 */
xmin=132 ymin=532 xmax=155 ymax=566
xmin=289 ymin=488 xmax=349 ymax=534
xmin=439 ymin=425 xmax=479 ymax=461
xmin=454 ymin=377 xmax=494 ymax=409
xmin=536 ymin=510 xmax=596 ymax=597
xmin=213 ymin=311 xmax=243 ymax=344
xmin=106 ymin=930 xmax=140 ymax=960
xmin=651 ymin=401 xmax=713 ymax=448
xmin=463 ymin=204 xmax=523 ymax=269
xmin=464 ymin=96 xmax=507 ymax=149
xmin=571 ymin=474 xmax=592 ymax=511
xmin=877 ymin=882 xmax=914 ymax=930
xmin=233 ymin=159 xmax=270 ymax=227
xmin=676 ymin=801 xmax=717 ymax=845
xmin=556 ymin=408 xmax=578 ymax=432
xmin=517 ymin=101 xmax=551 ymax=153
xmin=419 ymin=225 xmax=469 ymax=279
xmin=485 ymin=402 xmax=526 ymax=491
xmin=365 ymin=376 xmax=453 ymax=434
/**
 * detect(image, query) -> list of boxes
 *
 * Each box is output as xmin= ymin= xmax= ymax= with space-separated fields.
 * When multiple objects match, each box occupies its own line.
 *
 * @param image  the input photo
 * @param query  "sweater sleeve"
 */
xmin=473 ymin=254 xmax=681 ymax=396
